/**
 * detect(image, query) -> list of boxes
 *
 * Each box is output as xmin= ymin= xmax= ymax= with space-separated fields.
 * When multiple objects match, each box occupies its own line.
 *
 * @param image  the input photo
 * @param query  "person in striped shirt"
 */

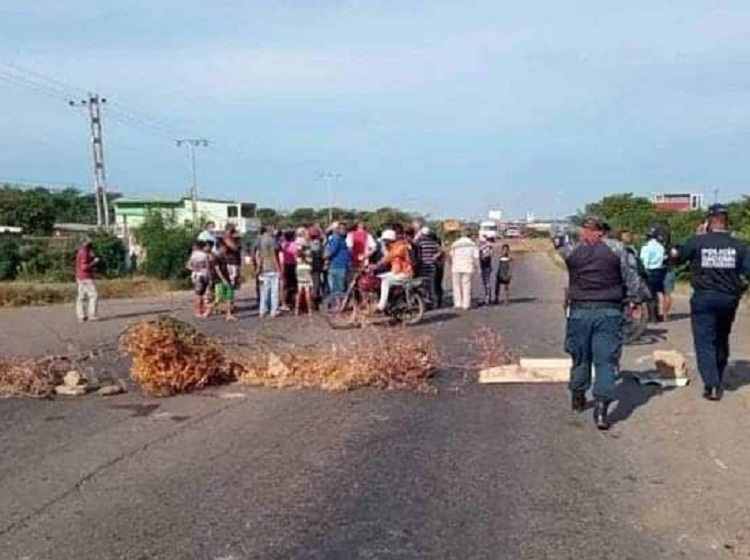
xmin=416 ymin=227 xmax=440 ymax=306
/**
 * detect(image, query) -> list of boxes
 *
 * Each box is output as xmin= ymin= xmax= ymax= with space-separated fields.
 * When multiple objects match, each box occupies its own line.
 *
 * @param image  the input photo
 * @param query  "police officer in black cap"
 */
xmin=672 ymin=204 xmax=750 ymax=401
xmin=561 ymin=215 xmax=641 ymax=430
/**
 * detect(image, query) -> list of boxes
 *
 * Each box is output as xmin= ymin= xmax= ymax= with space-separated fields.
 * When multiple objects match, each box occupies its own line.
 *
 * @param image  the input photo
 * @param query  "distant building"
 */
xmin=52 ymin=223 xmax=99 ymax=237
xmin=113 ymin=197 xmax=259 ymax=238
xmin=651 ymin=192 xmax=705 ymax=212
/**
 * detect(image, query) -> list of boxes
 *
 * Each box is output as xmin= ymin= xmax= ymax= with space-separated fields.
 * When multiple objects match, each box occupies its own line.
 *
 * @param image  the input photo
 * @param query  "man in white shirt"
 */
xmin=450 ymin=229 xmax=479 ymax=310
xmin=197 ymin=220 xmax=217 ymax=245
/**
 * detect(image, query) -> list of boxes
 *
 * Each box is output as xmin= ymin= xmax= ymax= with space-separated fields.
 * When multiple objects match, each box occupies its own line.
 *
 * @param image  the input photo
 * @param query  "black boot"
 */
xmin=571 ymin=390 xmax=586 ymax=412
xmin=594 ymin=401 xmax=610 ymax=431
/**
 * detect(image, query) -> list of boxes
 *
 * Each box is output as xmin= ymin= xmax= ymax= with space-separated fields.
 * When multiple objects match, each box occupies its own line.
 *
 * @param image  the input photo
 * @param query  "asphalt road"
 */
xmin=2 ymin=253 xmax=750 ymax=559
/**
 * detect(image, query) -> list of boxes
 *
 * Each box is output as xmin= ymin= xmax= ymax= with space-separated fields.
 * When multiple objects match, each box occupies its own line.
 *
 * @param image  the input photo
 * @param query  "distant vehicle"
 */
xmin=479 ymin=220 xmax=499 ymax=240
xmin=505 ymin=226 xmax=522 ymax=238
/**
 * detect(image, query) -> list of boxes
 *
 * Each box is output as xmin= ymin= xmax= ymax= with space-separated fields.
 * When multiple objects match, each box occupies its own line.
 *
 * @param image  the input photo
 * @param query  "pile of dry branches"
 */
xmin=236 ymin=329 xmax=438 ymax=393
xmin=469 ymin=326 xmax=520 ymax=369
xmin=0 ymin=357 xmax=63 ymax=398
xmin=119 ymin=317 xmax=438 ymax=395
xmin=120 ymin=316 xmax=234 ymax=396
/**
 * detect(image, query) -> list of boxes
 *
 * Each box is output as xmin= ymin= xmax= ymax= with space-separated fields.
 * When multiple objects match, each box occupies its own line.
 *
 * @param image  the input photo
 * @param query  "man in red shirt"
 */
xmin=75 ymin=237 xmax=100 ymax=322
xmin=346 ymin=221 xmax=376 ymax=270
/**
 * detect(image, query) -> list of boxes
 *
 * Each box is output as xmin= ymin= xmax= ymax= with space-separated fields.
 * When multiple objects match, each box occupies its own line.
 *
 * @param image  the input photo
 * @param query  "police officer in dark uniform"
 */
xmin=561 ymin=215 xmax=641 ymax=430
xmin=672 ymin=204 xmax=750 ymax=401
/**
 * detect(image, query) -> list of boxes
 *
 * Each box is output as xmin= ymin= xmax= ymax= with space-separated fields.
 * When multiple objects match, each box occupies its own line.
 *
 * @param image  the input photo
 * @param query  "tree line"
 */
xmin=576 ymin=193 xmax=750 ymax=245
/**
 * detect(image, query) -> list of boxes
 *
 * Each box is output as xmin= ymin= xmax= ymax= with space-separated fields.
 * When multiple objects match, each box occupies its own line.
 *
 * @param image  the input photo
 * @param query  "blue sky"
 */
xmin=1 ymin=1 xmax=749 ymax=220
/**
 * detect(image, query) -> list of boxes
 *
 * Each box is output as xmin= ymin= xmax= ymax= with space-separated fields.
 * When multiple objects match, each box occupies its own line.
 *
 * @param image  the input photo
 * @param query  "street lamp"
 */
xmin=318 ymin=171 xmax=341 ymax=225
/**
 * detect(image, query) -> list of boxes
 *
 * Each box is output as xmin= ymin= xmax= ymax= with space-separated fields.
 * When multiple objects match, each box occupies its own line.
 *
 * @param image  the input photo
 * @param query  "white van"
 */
xmin=479 ymin=221 xmax=498 ymax=240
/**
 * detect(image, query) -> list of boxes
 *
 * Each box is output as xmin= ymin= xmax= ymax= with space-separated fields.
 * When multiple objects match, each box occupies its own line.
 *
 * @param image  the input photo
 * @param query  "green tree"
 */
xmin=137 ymin=212 xmax=197 ymax=281
xmin=91 ymin=232 xmax=127 ymax=278
xmin=728 ymin=196 xmax=750 ymax=241
xmin=257 ymin=208 xmax=280 ymax=225
xmin=0 ymin=236 xmax=21 ymax=281
xmin=583 ymin=193 xmax=658 ymax=235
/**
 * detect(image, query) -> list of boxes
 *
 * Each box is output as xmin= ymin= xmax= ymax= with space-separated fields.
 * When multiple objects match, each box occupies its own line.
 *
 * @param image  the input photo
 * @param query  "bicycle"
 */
xmin=322 ymin=268 xmax=426 ymax=328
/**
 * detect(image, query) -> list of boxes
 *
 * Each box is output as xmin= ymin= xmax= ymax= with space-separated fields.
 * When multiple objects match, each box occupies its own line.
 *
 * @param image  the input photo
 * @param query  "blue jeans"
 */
xmin=565 ymin=306 xmax=623 ymax=402
xmin=259 ymin=272 xmax=279 ymax=316
xmin=328 ymin=267 xmax=348 ymax=295
xmin=690 ymin=290 xmax=739 ymax=389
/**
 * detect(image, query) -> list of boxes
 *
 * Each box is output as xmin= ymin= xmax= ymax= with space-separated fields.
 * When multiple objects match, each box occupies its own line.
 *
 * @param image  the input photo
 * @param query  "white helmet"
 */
xmin=380 ymin=229 xmax=397 ymax=242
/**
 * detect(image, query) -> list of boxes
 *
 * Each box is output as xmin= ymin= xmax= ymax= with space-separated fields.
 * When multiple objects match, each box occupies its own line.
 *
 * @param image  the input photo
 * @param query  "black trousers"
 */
xmin=434 ymin=264 xmax=445 ymax=308
xmin=690 ymin=290 xmax=739 ymax=389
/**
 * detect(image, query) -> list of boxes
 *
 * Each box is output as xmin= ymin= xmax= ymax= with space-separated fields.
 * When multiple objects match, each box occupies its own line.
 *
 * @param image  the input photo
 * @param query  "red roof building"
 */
xmin=651 ymin=192 xmax=705 ymax=212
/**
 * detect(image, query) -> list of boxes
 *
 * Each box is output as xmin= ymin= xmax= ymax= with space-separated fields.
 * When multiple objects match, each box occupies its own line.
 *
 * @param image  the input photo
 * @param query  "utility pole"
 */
xmin=713 ymin=187 xmax=719 ymax=205
xmin=69 ymin=93 xmax=109 ymax=228
xmin=318 ymin=171 xmax=341 ymax=225
xmin=176 ymin=139 xmax=209 ymax=225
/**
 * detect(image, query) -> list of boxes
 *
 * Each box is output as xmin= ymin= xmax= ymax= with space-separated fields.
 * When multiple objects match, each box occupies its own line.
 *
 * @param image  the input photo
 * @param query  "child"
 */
xmin=212 ymin=239 xmax=237 ymax=322
xmin=186 ymin=240 xmax=211 ymax=317
xmin=479 ymin=238 xmax=494 ymax=305
xmin=494 ymin=244 xmax=513 ymax=305
xmin=295 ymin=248 xmax=314 ymax=316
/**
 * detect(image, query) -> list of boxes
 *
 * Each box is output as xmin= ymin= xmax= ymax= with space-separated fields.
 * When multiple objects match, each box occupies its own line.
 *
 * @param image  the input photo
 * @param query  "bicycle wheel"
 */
xmin=321 ymin=292 xmax=356 ymax=328
xmin=401 ymin=291 xmax=425 ymax=326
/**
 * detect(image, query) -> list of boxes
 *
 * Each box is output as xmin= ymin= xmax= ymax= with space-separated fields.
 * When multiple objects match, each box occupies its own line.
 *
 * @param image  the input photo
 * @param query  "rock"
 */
xmin=55 ymin=385 xmax=87 ymax=397
xmin=267 ymin=353 xmax=291 ymax=378
xmin=653 ymin=350 xmax=688 ymax=379
xmin=63 ymin=370 xmax=87 ymax=388
xmin=97 ymin=384 xmax=125 ymax=397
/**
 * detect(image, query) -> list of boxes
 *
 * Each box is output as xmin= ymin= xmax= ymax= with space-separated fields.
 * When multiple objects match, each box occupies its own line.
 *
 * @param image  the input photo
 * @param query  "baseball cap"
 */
xmin=380 ymin=229 xmax=397 ymax=242
xmin=581 ymin=215 xmax=605 ymax=230
xmin=707 ymin=203 xmax=729 ymax=217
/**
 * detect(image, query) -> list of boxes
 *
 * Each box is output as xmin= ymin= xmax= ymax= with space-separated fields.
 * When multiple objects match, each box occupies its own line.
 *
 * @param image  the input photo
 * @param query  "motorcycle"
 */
xmin=322 ymin=267 xmax=426 ymax=328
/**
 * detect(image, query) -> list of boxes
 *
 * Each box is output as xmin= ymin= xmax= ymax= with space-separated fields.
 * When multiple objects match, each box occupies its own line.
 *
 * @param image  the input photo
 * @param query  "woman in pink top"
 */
xmin=280 ymin=230 xmax=299 ymax=310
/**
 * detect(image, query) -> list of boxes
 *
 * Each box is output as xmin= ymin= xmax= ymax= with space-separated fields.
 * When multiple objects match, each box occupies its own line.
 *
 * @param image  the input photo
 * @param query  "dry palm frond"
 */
xmin=120 ymin=316 xmax=234 ymax=396
xmin=0 ymin=357 xmax=64 ymax=398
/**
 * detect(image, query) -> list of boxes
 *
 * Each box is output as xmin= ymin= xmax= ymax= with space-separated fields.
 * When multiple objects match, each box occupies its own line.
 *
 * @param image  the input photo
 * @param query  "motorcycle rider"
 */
xmin=374 ymin=225 xmax=414 ymax=313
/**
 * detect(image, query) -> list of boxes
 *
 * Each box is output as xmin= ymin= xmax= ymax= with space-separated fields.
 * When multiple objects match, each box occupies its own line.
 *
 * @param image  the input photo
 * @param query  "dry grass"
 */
xmin=469 ymin=326 xmax=520 ymax=370
xmin=0 ymin=276 xmax=175 ymax=307
xmin=120 ymin=316 xmax=234 ymax=397
xmin=236 ymin=329 xmax=438 ymax=393
xmin=0 ymin=357 xmax=64 ymax=398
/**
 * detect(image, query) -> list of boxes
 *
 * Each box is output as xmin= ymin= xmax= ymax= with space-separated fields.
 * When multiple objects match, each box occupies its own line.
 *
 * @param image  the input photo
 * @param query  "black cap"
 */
xmin=707 ymin=203 xmax=729 ymax=217
xmin=581 ymin=215 xmax=605 ymax=230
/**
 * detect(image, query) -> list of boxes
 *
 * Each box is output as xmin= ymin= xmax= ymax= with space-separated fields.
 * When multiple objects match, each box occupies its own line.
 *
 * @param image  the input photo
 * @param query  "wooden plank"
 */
xmin=479 ymin=364 xmax=569 ymax=384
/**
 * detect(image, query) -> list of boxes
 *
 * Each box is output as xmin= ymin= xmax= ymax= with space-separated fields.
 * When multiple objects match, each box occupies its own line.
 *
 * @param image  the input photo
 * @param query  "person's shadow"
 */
xmin=724 ymin=360 xmax=750 ymax=392
xmin=607 ymin=372 xmax=675 ymax=426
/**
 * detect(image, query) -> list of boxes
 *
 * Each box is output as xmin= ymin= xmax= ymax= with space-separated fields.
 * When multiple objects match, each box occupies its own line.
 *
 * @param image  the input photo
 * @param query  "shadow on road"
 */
xmin=102 ymin=308 xmax=176 ymax=321
xmin=664 ymin=312 xmax=691 ymax=322
xmin=420 ymin=311 xmax=461 ymax=326
xmin=608 ymin=374 xmax=674 ymax=427
xmin=506 ymin=297 xmax=538 ymax=305
xmin=725 ymin=360 xmax=750 ymax=392
xmin=625 ymin=328 xmax=668 ymax=347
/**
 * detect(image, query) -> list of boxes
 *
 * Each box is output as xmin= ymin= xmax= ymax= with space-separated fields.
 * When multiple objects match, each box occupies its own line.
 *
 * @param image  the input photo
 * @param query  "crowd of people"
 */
xmin=182 ymin=219 xmax=516 ymax=320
